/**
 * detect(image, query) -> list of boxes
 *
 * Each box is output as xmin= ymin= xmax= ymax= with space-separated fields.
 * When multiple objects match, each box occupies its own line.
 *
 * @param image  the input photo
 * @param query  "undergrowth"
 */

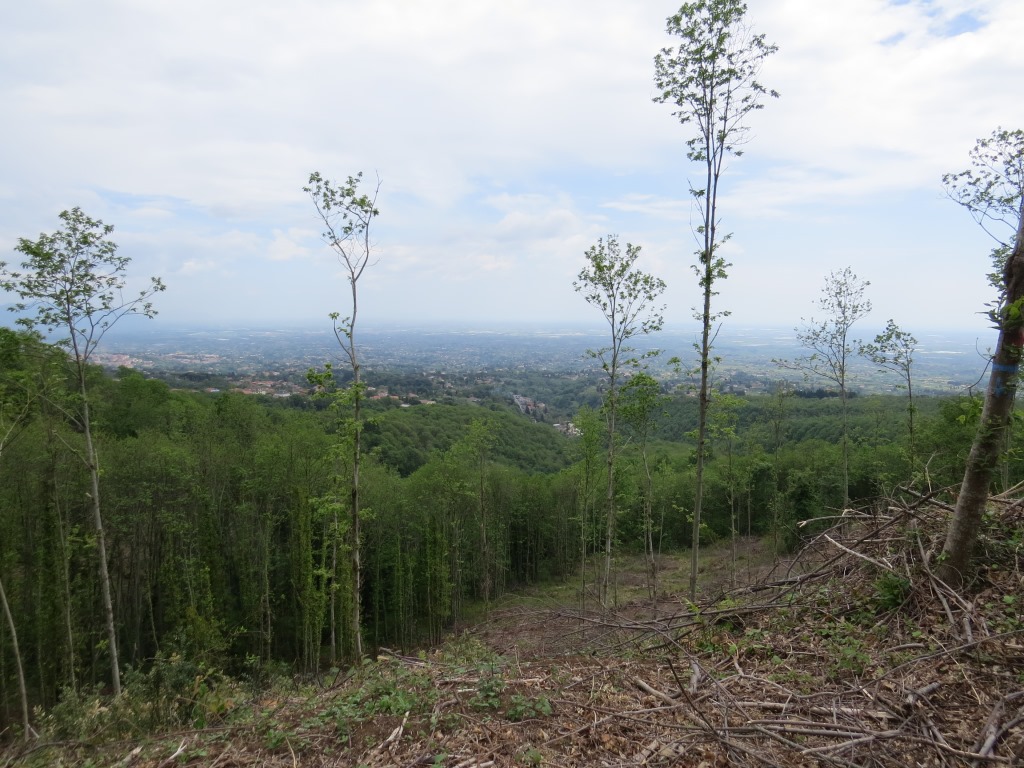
xmin=5 ymin=495 xmax=1024 ymax=767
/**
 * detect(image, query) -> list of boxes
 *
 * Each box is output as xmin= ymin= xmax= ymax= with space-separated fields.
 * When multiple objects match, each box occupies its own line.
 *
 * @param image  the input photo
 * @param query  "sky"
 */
xmin=1 ymin=0 xmax=1023 ymax=340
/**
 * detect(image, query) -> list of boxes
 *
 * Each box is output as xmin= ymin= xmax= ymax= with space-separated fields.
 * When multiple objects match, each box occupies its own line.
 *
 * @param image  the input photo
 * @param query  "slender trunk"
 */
xmin=478 ymin=456 xmax=489 ymax=611
xmin=1 ymin=410 xmax=36 ymax=731
xmin=641 ymin=447 xmax=656 ymax=599
xmin=840 ymin=382 xmax=850 ymax=510
xmin=580 ymin=491 xmax=586 ymax=612
xmin=691 ymin=267 xmax=712 ymax=602
xmin=0 ymin=575 xmax=30 ymax=740
xmin=350 ymin=387 xmax=362 ymax=658
xmin=602 ymin=375 xmax=617 ymax=608
xmin=80 ymin=389 xmax=121 ymax=696
xmin=49 ymin=434 xmax=78 ymax=693
xmin=728 ymin=440 xmax=736 ymax=589
xmin=329 ymin=505 xmax=338 ymax=665
xmin=348 ymin=267 xmax=365 ymax=659
xmin=691 ymin=126 xmax=719 ymax=602
xmin=261 ymin=520 xmax=272 ymax=662
xmin=350 ymin=399 xmax=362 ymax=659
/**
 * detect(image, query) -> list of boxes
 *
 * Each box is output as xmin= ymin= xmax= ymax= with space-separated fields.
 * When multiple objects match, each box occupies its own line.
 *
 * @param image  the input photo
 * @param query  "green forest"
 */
xmin=0 ymin=321 xmax=1004 ymax=733
xmin=2 ymin=0 xmax=1023 ymax=760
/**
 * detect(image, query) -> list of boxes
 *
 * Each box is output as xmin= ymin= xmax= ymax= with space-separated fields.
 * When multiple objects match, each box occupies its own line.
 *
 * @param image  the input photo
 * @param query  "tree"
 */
xmin=862 ymin=320 xmax=918 ymax=466
xmin=764 ymin=380 xmax=793 ymax=557
xmin=0 ymin=328 xmax=42 ymax=739
xmin=574 ymin=235 xmax=665 ymax=608
xmin=938 ymin=128 xmax=1024 ymax=586
xmin=620 ymin=372 xmax=668 ymax=598
xmin=654 ymin=0 xmax=778 ymax=600
xmin=0 ymin=208 xmax=164 ymax=696
xmin=779 ymin=268 xmax=871 ymax=509
xmin=461 ymin=419 xmax=496 ymax=609
xmin=304 ymin=171 xmax=380 ymax=659
xmin=706 ymin=392 xmax=745 ymax=586
xmin=570 ymin=405 xmax=604 ymax=610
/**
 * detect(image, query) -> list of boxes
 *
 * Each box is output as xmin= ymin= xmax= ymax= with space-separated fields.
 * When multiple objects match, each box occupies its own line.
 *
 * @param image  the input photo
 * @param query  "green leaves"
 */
xmin=787 ymin=268 xmax=872 ymax=389
xmin=304 ymin=170 xmax=379 ymax=285
xmin=574 ymin=235 xmax=667 ymax=358
xmin=862 ymin=320 xmax=916 ymax=383
xmin=1 ymin=207 xmax=165 ymax=363
xmin=653 ymin=0 xmax=779 ymax=160
xmin=942 ymin=128 xmax=1024 ymax=244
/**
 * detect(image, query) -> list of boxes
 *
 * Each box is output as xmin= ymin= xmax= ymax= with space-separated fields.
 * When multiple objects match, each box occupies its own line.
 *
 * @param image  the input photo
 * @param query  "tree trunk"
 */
xmin=0 ymin=575 xmax=30 ymax=739
xmin=691 ymin=265 xmax=712 ymax=602
xmin=329 ymin=504 xmax=338 ymax=665
xmin=47 ymin=425 xmax=78 ymax=694
xmin=81 ymin=393 xmax=122 ymax=696
xmin=939 ymin=208 xmax=1024 ymax=586
xmin=350 ymin=396 xmax=363 ymax=658
xmin=840 ymin=384 xmax=850 ymax=509
xmin=642 ymin=448 xmax=656 ymax=600
xmin=602 ymin=374 xmax=617 ymax=609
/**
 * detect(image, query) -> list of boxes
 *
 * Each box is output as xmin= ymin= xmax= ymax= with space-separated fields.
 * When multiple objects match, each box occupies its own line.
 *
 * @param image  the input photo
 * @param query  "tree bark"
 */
xmin=602 ymin=372 xmax=616 ymax=609
xmin=0 ymin=574 xmax=30 ymax=739
xmin=81 ymin=385 xmax=122 ymax=696
xmin=939 ymin=205 xmax=1024 ymax=586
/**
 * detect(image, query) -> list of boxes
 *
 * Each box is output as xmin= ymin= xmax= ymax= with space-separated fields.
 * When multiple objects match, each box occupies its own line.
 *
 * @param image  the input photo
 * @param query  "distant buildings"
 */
xmin=553 ymin=422 xmax=582 ymax=437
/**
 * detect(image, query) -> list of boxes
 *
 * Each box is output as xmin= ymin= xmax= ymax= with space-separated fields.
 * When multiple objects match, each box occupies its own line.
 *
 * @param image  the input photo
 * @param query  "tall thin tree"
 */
xmin=304 ymin=171 xmax=380 ymax=659
xmin=620 ymin=372 xmax=668 ymax=599
xmin=0 ymin=208 xmax=164 ymax=696
xmin=779 ymin=267 xmax=871 ymax=509
xmin=862 ymin=320 xmax=918 ymax=467
xmin=938 ymin=128 xmax=1024 ymax=586
xmin=574 ymin=235 xmax=665 ymax=608
xmin=654 ymin=0 xmax=778 ymax=600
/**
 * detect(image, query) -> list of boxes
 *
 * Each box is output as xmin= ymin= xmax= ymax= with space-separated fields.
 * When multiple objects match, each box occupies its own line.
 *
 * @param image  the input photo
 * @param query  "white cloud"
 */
xmin=0 ymin=0 xmax=1021 ymax=332
xmin=178 ymin=258 xmax=217 ymax=276
xmin=267 ymin=229 xmax=315 ymax=262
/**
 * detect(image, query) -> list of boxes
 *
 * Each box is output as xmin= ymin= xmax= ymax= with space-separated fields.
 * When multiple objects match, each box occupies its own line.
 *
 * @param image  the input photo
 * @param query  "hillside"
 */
xmin=8 ymin=491 xmax=1022 ymax=767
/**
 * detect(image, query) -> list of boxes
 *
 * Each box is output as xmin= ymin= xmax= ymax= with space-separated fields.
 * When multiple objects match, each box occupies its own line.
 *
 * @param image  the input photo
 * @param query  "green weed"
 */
xmin=506 ymin=694 xmax=552 ymax=721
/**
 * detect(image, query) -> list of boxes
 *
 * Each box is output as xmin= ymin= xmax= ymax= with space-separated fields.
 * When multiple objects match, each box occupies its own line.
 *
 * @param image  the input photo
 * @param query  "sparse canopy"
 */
xmin=942 ymin=128 xmax=1024 ymax=243
xmin=1 ymin=207 xmax=165 ymax=360
xmin=793 ymin=268 xmax=872 ymax=391
xmin=654 ymin=0 xmax=779 ymax=166
xmin=574 ymin=236 xmax=666 ymax=359
xmin=782 ymin=268 xmax=871 ymax=508
xmin=862 ymin=320 xmax=918 ymax=462
xmin=943 ymin=129 xmax=1024 ymax=318
xmin=304 ymin=171 xmax=380 ymax=359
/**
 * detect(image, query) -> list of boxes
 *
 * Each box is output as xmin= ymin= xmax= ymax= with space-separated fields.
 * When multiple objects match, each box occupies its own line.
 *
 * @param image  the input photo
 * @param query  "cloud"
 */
xmin=0 ymin=0 xmax=1021 ymax=331
xmin=601 ymin=194 xmax=689 ymax=222
xmin=267 ymin=229 xmax=315 ymax=262
xmin=178 ymin=258 xmax=217 ymax=276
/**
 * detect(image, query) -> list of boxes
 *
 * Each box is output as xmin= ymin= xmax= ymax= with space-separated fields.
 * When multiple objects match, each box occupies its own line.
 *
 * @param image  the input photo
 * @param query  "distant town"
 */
xmin=84 ymin=324 xmax=995 ymax=427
